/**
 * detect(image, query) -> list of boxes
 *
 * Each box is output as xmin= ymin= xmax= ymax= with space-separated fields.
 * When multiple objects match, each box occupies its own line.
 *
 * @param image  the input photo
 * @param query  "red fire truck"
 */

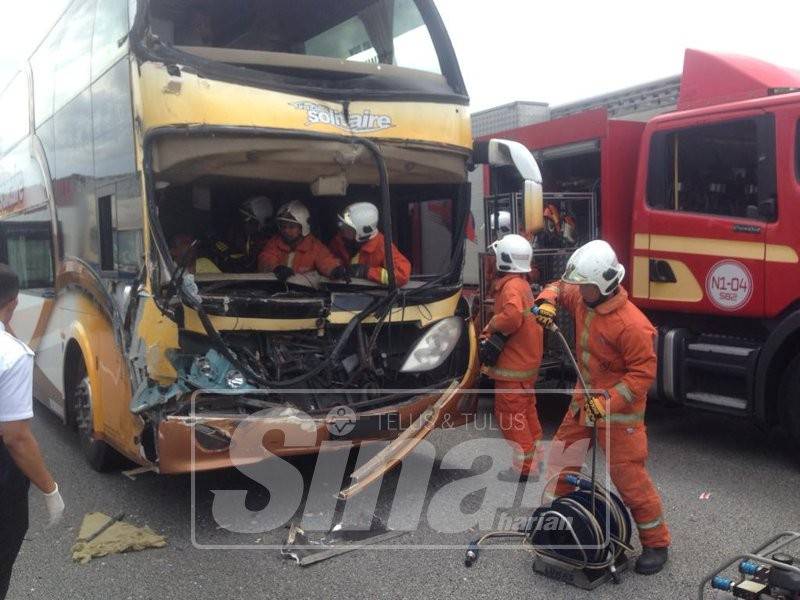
xmin=481 ymin=49 xmax=800 ymax=445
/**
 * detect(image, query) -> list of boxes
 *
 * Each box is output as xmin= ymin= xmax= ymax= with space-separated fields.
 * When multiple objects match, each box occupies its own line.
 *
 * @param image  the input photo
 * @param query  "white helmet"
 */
xmin=562 ymin=239 xmax=625 ymax=295
xmin=490 ymin=233 xmax=532 ymax=274
xmin=277 ymin=200 xmax=311 ymax=237
xmin=240 ymin=196 xmax=273 ymax=228
xmin=339 ymin=202 xmax=379 ymax=242
xmin=489 ymin=211 xmax=512 ymax=237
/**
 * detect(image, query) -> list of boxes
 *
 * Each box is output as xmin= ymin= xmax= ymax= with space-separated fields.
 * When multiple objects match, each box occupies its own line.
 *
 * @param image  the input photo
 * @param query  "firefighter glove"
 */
xmin=347 ymin=264 xmax=369 ymax=280
xmin=585 ymin=394 xmax=607 ymax=422
xmin=479 ymin=331 xmax=509 ymax=367
xmin=329 ymin=265 xmax=349 ymax=281
xmin=534 ymin=300 xmax=557 ymax=328
xmin=273 ymin=265 xmax=295 ymax=282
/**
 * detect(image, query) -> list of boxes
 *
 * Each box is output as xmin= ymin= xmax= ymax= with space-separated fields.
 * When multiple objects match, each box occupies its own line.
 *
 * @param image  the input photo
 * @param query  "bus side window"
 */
xmin=0 ymin=73 xmax=30 ymax=156
xmin=31 ymin=20 xmax=64 ymax=128
xmin=92 ymin=0 xmax=129 ymax=80
xmin=54 ymin=0 xmax=96 ymax=114
xmin=0 ymin=204 xmax=55 ymax=290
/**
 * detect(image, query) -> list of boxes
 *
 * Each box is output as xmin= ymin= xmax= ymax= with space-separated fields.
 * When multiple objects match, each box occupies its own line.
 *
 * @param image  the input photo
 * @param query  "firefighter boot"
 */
xmin=635 ymin=547 xmax=669 ymax=575
xmin=497 ymin=462 xmax=543 ymax=483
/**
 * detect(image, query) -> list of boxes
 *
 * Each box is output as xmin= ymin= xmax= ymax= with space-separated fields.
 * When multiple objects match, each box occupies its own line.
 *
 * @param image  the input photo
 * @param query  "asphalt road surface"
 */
xmin=9 ymin=396 xmax=800 ymax=600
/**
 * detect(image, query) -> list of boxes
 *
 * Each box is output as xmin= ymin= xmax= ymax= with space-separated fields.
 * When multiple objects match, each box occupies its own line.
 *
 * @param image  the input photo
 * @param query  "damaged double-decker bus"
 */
xmin=2 ymin=0 xmax=543 ymax=480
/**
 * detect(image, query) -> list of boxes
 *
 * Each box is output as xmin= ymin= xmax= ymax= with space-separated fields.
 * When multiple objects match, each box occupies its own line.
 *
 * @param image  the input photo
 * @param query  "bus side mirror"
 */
xmin=523 ymin=179 xmax=544 ymax=235
xmin=473 ymin=139 xmax=544 ymax=234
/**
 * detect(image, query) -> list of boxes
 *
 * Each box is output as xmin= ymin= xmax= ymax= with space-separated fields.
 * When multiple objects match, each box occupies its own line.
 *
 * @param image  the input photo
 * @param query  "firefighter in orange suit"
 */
xmin=479 ymin=234 xmax=544 ymax=483
xmin=329 ymin=202 xmax=411 ymax=287
xmin=535 ymin=239 xmax=671 ymax=575
xmin=258 ymin=200 xmax=345 ymax=281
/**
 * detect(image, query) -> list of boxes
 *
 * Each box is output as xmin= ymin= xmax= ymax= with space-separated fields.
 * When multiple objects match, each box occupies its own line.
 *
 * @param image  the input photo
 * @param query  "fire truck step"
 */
xmin=686 ymin=342 xmax=756 ymax=357
xmin=685 ymin=392 xmax=748 ymax=411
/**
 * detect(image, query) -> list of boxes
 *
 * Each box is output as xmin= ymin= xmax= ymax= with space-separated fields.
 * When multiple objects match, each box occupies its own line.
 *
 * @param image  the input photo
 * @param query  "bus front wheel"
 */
xmin=68 ymin=357 xmax=119 ymax=472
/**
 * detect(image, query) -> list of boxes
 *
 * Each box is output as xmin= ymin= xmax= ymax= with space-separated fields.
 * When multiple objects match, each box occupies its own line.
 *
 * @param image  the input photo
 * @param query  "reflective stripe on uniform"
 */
xmin=379 ymin=268 xmax=389 ymax=285
xmin=514 ymin=448 xmax=538 ymax=461
xmin=613 ymin=381 xmax=635 ymax=403
xmin=636 ymin=515 xmax=664 ymax=530
xmin=603 ymin=411 xmax=645 ymax=425
xmin=579 ymin=310 xmax=595 ymax=387
xmin=482 ymin=365 xmax=539 ymax=380
xmin=287 ymin=251 xmax=296 ymax=269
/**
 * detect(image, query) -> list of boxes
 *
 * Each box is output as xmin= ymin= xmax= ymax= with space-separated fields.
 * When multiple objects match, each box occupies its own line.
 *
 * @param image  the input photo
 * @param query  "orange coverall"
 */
xmin=482 ymin=274 xmax=544 ymax=475
xmin=257 ymin=234 xmax=341 ymax=276
xmin=329 ymin=232 xmax=412 ymax=287
xmin=538 ymin=282 xmax=671 ymax=548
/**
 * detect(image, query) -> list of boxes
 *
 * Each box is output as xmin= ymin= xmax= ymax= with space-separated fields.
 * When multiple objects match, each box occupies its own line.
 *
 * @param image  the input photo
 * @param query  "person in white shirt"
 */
xmin=0 ymin=264 xmax=64 ymax=600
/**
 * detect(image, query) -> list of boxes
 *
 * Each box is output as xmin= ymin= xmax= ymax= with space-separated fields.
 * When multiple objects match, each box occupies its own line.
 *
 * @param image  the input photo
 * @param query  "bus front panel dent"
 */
xmin=154 ymin=320 xmax=478 ymax=475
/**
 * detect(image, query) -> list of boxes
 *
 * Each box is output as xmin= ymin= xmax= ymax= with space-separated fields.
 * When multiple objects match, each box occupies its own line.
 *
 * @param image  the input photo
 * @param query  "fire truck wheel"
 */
xmin=67 ymin=355 xmax=123 ymax=472
xmin=777 ymin=353 xmax=800 ymax=449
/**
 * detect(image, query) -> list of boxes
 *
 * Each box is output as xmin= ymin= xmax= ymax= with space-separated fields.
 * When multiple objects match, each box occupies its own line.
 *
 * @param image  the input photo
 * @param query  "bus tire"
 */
xmin=68 ymin=356 xmax=120 ymax=472
xmin=778 ymin=353 xmax=800 ymax=449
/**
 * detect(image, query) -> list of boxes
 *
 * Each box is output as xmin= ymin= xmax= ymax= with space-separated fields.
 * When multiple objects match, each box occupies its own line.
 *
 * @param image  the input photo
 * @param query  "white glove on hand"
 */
xmin=43 ymin=483 xmax=65 ymax=527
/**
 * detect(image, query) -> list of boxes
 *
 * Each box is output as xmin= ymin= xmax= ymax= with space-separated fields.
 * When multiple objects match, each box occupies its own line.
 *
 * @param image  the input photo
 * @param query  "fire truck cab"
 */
xmin=483 ymin=49 xmax=800 ymax=445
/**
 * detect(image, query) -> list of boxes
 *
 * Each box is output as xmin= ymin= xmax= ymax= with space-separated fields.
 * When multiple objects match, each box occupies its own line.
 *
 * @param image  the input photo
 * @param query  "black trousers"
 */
xmin=0 ymin=441 xmax=29 ymax=600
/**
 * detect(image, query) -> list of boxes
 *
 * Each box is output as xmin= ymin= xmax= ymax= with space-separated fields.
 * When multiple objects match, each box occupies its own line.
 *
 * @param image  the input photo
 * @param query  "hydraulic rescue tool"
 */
xmin=699 ymin=532 xmax=800 ymax=599
xmin=464 ymin=317 xmax=634 ymax=589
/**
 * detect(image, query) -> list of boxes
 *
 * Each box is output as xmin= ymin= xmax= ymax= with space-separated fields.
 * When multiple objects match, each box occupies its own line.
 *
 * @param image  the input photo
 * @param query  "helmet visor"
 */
xmin=561 ymin=262 xmax=592 ymax=285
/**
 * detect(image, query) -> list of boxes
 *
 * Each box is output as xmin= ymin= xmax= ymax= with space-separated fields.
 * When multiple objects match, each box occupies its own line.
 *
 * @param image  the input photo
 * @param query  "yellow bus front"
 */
xmin=125 ymin=0 xmax=482 ymax=474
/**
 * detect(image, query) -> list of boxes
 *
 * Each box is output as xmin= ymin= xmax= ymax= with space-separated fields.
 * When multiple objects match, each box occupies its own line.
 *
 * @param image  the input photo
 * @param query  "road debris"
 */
xmin=71 ymin=513 xmax=167 ymax=564
xmin=121 ymin=466 xmax=157 ymax=481
xmin=281 ymin=519 xmax=406 ymax=567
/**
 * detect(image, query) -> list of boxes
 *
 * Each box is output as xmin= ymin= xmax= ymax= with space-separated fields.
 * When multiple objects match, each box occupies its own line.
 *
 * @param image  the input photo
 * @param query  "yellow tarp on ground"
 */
xmin=71 ymin=512 xmax=167 ymax=565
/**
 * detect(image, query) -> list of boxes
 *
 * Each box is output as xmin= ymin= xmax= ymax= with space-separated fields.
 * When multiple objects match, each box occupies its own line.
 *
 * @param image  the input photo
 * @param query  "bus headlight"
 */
xmin=401 ymin=317 xmax=463 ymax=373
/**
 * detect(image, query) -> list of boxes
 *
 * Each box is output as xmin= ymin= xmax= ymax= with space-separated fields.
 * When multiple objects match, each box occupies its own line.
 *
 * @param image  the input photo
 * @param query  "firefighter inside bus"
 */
xmin=256 ymin=200 xmax=347 ymax=282
xmin=256 ymin=199 xmax=412 ymax=286
xmin=328 ymin=202 xmax=412 ymax=287
xmin=203 ymin=196 xmax=274 ymax=272
xmin=162 ymin=188 xmax=275 ymax=274
xmin=160 ymin=183 xmax=415 ymax=285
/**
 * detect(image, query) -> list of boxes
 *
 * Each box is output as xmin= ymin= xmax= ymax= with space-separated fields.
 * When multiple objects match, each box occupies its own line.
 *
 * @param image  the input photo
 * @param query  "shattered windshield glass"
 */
xmin=150 ymin=0 xmax=443 ymax=75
